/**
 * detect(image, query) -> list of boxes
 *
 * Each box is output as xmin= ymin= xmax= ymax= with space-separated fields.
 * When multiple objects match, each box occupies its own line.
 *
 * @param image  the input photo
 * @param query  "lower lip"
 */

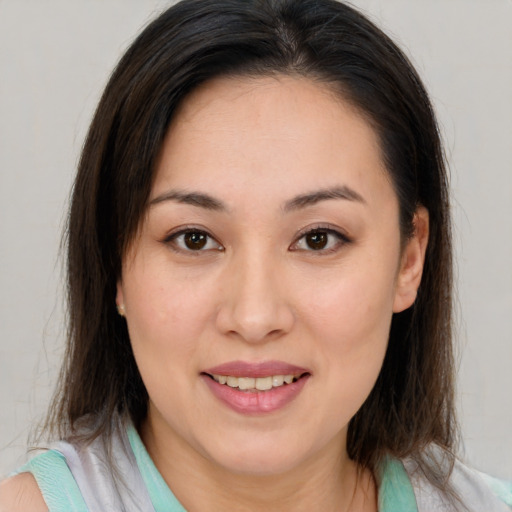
xmin=202 ymin=374 xmax=310 ymax=414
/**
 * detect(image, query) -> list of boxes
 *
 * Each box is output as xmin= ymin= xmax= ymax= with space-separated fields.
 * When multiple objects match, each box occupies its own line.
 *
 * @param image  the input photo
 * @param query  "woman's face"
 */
xmin=117 ymin=75 xmax=427 ymax=475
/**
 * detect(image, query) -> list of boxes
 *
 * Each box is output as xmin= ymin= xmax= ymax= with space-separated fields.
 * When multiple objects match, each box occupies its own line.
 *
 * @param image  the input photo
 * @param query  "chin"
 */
xmin=203 ymin=437 xmax=314 ymax=477
xmin=218 ymin=454 xmax=302 ymax=477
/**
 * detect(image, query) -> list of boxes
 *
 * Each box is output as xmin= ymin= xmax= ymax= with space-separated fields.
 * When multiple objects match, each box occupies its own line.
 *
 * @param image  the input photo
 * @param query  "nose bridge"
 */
xmin=216 ymin=244 xmax=293 ymax=343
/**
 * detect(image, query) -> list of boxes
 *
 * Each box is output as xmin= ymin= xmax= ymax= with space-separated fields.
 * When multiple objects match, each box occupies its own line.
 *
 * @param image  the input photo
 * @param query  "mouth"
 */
xmin=201 ymin=362 xmax=311 ymax=414
xmin=203 ymin=372 xmax=307 ymax=392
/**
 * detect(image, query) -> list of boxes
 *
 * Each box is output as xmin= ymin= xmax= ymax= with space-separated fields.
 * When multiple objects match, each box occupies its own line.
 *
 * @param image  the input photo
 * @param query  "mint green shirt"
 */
xmin=16 ymin=424 xmax=512 ymax=511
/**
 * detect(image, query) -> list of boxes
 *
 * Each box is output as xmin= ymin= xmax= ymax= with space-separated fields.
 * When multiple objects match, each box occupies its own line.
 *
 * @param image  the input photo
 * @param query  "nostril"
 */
xmin=214 ymin=280 xmax=294 ymax=343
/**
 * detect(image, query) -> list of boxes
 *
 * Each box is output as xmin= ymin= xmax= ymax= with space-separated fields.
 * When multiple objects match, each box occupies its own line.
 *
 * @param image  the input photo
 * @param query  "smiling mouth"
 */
xmin=204 ymin=373 xmax=308 ymax=392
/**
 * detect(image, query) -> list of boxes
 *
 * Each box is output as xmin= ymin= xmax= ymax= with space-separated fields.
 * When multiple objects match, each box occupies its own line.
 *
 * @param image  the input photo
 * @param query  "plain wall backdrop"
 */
xmin=1 ymin=0 xmax=511 ymax=479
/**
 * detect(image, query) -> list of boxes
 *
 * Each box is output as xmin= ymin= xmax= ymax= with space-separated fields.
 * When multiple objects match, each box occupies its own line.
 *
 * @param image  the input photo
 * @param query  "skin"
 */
xmin=0 ymin=75 xmax=428 ymax=512
xmin=0 ymin=474 xmax=47 ymax=512
xmin=117 ymin=75 xmax=429 ymax=512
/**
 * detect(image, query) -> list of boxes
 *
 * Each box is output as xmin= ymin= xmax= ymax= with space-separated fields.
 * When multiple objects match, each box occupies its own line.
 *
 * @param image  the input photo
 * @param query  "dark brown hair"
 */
xmin=48 ymin=0 xmax=456 ymax=492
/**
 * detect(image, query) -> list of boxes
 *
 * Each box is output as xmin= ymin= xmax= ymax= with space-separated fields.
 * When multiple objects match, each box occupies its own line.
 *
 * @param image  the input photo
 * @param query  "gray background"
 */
xmin=1 ymin=0 xmax=511 ymax=479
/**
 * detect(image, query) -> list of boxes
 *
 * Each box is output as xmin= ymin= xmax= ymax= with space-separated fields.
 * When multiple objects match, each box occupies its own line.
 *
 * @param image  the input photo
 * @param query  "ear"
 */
xmin=116 ymin=281 xmax=126 ymax=316
xmin=393 ymin=206 xmax=429 ymax=313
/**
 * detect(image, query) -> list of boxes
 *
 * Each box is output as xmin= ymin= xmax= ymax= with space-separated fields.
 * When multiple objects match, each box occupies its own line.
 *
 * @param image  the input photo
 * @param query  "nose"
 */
xmin=215 ymin=251 xmax=295 ymax=344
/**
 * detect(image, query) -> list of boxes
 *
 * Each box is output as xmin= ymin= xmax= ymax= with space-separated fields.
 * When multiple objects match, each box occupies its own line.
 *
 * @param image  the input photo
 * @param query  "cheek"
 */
xmin=123 ymin=273 xmax=219 ymax=427
xmin=298 ymin=264 xmax=396 ymax=414
xmin=122 ymin=264 xmax=218 ymax=376
xmin=302 ymin=264 xmax=396 ymax=348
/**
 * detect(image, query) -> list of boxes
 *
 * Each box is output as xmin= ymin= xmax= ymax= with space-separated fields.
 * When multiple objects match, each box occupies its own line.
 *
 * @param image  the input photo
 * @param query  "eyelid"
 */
xmin=290 ymin=224 xmax=352 ymax=252
xmin=162 ymin=226 xmax=224 ymax=252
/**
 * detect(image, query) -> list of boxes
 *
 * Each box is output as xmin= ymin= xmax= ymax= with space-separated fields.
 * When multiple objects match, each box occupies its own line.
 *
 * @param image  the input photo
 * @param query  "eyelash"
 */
xmin=163 ymin=227 xmax=224 ymax=254
xmin=162 ymin=225 xmax=351 ymax=254
xmin=291 ymin=225 xmax=351 ymax=254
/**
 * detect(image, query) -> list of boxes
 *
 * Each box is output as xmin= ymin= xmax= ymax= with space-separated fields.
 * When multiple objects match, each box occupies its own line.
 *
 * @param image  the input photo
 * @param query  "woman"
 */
xmin=1 ymin=0 xmax=510 ymax=510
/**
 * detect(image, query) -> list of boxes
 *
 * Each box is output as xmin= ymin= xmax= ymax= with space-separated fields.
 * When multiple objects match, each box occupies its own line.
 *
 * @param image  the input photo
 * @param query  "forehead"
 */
xmin=152 ymin=75 xmax=393 ymax=209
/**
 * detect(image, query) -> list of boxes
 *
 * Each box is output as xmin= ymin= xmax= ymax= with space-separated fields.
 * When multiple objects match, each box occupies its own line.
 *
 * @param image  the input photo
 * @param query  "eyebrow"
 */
xmin=149 ymin=190 xmax=227 ymax=211
xmin=149 ymin=185 xmax=365 ymax=213
xmin=283 ymin=186 xmax=366 ymax=211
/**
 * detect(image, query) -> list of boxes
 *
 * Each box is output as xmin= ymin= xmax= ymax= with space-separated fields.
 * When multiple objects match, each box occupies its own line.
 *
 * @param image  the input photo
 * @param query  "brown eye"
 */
xmin=291 ymin=227 xmax=349 ymax=253
xmin=305 ymin=232 xmax=328 ymax=250
xmin=184 ymin=231 xmax=208 ymax=250
xmin=166 ymin=229 xmax=223 ymax=253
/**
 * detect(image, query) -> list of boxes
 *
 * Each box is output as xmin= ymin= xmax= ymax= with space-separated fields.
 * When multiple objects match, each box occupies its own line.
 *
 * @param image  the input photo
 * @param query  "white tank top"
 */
xmin=15 ymin=415 xmax=512 ymax=511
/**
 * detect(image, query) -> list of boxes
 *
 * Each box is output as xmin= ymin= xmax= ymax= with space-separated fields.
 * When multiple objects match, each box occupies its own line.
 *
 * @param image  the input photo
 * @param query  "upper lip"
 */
xmin=203 ymin=360 xmax=310 ymax=378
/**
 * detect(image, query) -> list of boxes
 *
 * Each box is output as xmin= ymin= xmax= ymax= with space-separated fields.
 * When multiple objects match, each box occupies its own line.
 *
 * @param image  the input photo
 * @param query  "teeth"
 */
xmin=212 ymin=374 xmax=299 ymax=391
xmin=226 ymin=376 xmax=238 ymax=388
xmin=256 ymin=376 xmax=273 ymax=391
xmin=238 ymin=377 xmax=255 ymax=390
xmin=272 ymin=375 xmax=284 ymax=387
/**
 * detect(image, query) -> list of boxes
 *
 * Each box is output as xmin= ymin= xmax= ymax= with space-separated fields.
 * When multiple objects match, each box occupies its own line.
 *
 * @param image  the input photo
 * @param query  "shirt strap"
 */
xmin=127 ymin=424 xmax=187 ymax=512
xmin=377 ymin=456 xmax=419 ymax=512
xmin=14 ymin=450 xmax=88 ymax=512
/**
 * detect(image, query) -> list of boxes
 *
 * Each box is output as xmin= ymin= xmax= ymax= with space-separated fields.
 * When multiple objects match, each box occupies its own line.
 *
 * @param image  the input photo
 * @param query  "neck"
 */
xmin=140 ymin=412 xmax=377 ymax=512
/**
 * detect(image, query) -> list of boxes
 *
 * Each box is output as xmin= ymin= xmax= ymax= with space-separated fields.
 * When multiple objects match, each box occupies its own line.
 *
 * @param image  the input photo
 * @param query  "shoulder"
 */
xmin=1 ymin=447 xmax=85 ymax=512
xmin=0 ymin=473 xmax=47 ymax=512
xmin=472 ymin=470 xmax=512 ymax=509
xmin=404 ymin=455 xmax=512 ymax=511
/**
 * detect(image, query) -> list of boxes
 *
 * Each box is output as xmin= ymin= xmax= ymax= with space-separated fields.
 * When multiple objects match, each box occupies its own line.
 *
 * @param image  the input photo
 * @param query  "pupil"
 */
xmin=307 ymin=232 xmax=328 ymax=250
xmin=185 ymin=232 xmax=207 ymax=250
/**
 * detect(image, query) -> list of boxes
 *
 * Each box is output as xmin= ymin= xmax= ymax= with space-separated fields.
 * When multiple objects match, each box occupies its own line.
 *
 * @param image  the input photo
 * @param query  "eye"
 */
xmin=291 ymin=227 xmax=349 ymax=253
xmin=165 ymin=228 xmax=223 ymax=253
